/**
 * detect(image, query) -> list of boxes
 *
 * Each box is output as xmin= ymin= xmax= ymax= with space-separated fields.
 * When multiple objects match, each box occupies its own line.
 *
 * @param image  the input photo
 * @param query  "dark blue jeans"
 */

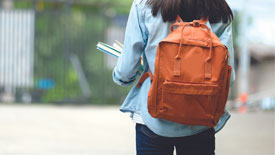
xmin=136 ymin=124 xmax=215 ymax=155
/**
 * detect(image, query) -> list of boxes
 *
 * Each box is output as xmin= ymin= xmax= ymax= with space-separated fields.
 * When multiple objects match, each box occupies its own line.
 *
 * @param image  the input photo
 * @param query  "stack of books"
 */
xmin=96 ymin=40 xmax=144 ymax=73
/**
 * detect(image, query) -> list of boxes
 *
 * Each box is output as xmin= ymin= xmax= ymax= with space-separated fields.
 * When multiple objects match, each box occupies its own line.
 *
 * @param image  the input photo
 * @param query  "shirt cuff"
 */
xmin=112 ymin=69 xmax=136 ymax=86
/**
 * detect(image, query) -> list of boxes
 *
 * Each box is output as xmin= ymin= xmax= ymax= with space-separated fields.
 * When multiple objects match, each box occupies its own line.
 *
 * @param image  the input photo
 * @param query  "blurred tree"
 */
xmin=31 ymin=1 xmax=131 ymax=104
xmin=11 ymin=0 xmax=132 ymax=104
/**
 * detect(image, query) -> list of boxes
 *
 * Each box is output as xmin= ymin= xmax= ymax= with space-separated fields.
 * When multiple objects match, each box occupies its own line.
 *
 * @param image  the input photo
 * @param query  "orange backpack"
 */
xmin=137 ymin=16 xmax=232 ymax=127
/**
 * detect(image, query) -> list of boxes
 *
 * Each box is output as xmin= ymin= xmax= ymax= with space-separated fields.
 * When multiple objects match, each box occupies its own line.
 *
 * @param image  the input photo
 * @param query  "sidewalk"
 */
xmin=0 ymin=104 xmax=274 ymax=155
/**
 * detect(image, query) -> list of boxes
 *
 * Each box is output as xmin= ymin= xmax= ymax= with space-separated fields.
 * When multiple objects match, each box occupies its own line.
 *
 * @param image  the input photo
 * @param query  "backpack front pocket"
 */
xmin=160 ymin=81 xmax=221 ymax=126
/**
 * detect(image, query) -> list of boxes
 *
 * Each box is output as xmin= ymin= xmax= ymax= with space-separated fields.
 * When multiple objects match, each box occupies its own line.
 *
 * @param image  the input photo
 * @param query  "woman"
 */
xmin=113 ymin=0 xmax=235 ymax=154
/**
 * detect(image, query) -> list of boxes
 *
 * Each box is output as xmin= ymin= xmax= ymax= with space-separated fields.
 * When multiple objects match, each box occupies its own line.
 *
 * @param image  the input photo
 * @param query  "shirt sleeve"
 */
xmin=112 ymin=0 xmax=146 ymax=86
xmin=211 ymin=22 xmax=236 ymax=88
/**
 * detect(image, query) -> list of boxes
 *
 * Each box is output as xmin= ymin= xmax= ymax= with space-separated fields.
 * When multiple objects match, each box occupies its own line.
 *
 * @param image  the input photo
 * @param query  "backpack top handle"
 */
xmin=171 ymin=16 xmax=208 ymax=31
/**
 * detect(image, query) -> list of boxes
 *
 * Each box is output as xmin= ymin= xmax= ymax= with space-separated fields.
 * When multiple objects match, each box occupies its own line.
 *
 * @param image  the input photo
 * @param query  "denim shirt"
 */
xmin=112 ymin=0 xmax=235 ymax=137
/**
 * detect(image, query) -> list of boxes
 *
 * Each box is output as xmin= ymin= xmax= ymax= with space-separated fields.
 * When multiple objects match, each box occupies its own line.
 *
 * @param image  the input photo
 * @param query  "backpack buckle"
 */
xmin=193 ymin=20 xmax=200 ymax=27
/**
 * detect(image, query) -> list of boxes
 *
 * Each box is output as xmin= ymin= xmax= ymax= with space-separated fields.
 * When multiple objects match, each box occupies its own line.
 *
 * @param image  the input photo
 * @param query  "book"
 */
xmin=96 ymin=41 xmax=122 ymax=58
xmin=96 ymin=41 xmax=144 ymax=73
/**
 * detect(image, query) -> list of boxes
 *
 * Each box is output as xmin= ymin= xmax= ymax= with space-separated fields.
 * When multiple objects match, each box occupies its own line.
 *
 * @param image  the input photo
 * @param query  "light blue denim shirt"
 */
xmin=113 ymin=0 xmax=235 ymax=137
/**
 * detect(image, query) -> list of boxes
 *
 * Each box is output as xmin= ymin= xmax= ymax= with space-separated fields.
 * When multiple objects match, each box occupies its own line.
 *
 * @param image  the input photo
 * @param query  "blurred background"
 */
xmin=0 ymin=0 xmax=274 ymax=154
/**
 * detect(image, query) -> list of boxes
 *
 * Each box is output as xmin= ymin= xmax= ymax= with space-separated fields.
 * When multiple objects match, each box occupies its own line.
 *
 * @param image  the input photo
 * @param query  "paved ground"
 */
xmin=0 ymin=104 xmax=274 ymax=155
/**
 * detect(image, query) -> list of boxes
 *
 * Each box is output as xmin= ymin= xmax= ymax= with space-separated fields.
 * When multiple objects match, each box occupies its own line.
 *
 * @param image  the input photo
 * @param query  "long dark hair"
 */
xmin=146 ymin=0 xmax=233 ymax=23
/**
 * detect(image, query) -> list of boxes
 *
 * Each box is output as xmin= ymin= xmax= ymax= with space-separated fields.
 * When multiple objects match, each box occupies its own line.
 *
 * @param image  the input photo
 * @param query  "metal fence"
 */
xmin=0 ymin=0 xmax=130 ymax=104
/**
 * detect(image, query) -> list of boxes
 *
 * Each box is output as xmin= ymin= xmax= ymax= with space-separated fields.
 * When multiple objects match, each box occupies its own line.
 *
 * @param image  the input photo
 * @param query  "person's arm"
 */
xmin=211 ymin=22 xmax=236 ymax=88
xmin=112 ymin=0 xmax=146 ymax=86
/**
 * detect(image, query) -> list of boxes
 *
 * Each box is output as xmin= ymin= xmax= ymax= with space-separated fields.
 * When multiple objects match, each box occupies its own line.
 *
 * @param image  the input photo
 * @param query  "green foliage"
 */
xmin=13 ymin=1 xmax=33 ymax=8
xmin=31 ymin=5 xmax=131 ymax=104
xmin=34 ymin=11 xmax=91 ymax=102
xmin=13 ymin=0 xmax=133 ymax=14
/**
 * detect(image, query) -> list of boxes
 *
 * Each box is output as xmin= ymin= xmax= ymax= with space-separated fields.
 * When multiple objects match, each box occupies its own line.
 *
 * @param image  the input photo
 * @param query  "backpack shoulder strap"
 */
xmin=136 ymin=68 xmax=152 ymax=88
xmin=136 ymin=54 xmax=153 ymax=88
